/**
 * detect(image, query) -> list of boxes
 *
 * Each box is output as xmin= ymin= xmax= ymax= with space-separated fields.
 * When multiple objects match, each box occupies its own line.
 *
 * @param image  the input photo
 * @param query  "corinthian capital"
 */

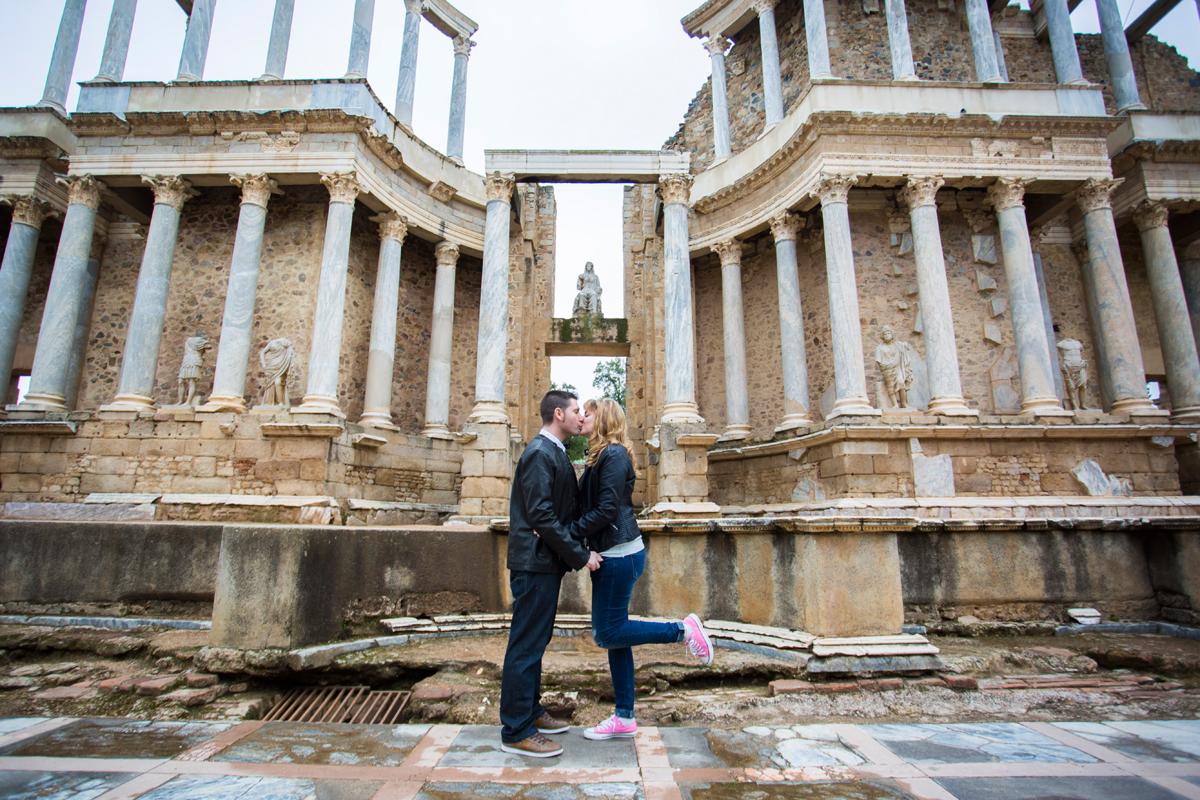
xmin=434 ymin=240 xmax=460 ymax=267
xmin=1132 ymin=201 xmax=1169 ymax=232
xmin=815 ymin=173 xmax=858 ymax=205
xmin=453 ymin=36 xmax=476 ymax=58
xmin=58 ymin=174 xmax=107 ymax=210
xmin=704 ymin=36 xmax=731 ymax=57
xmin=961 ymin=207 xmax=994 ymax=234
xmin=658 ymin=173 xmax=693 ymax=205
xmin=2 ymin=195 xmax=57 ymax=229
xmin=371 ymin=211 xmax=409 ymax=243
xmin=1075 ymin=177 xmax=1123 ymax=214
xmin=143 ymin=175 xmax=198 ymax=211
xmin=231 ymin=173 xmax=282 ymax=209
xmin=320 ymin=172 xmax=361 ymax=205
xmin=712 ymin=238 xmax=743 ymax=265
xmin=900 ymin=176 xmax=944 ymax=210
xmin=751 ymin=0 xmax=778 ymax=14
xmin=987 ymin=177 xmax=1031 ymax=212
xmin=404 ymin=0 xmax=424 ymax=13
xmin=485 ymin=172 xmax=515 ymax=203
xmin=769 ymin=210 xmax=802 ymax=241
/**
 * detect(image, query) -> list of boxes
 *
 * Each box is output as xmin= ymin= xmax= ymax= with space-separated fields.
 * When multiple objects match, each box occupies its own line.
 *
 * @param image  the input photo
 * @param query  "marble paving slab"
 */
xmin=4 ymin=719 xmax=231 ymax=760
xmin=0 ymin=769 xmax=136 ymax=800
xmin=141 ymin=774 xmax=355 ymax=799
xmin=860 ymin=723 xmax=1098 ymax=765
xmin=438 ymin=726 xmax=639 ymax=769
xmin=416 ymin=782 xmax=645 ymax=799
xmin=1053 ymin=720 xmax=1200 ymax=762
xmin=213 ymin=722 xmax=429 ymax=766
xmin=935 ymin=775 xmax=1185 ymax=799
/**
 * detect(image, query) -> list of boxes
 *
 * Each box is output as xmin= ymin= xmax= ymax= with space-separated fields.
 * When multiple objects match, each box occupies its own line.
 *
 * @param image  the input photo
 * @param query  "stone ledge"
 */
xmin=0 ymin=420 xmax=78 ymax=436
xmin=158 ymin=494 xmax=338 ymax=507
xmin=351 ymin=433 xmax=387 ymax=448
xmin=260 ymin=422 xmax=344 ymax=437
xmin=347 ymin=499 xmax=459 ymax=514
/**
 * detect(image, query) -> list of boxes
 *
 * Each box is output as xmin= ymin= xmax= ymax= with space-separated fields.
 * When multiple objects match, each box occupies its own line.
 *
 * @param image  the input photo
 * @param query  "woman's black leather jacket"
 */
xmin=570 ymin=444 xmax=640 ymax=553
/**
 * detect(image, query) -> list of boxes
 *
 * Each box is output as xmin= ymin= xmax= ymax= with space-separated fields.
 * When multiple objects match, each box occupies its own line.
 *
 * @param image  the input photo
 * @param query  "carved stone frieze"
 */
xmin=987 ymin=177 xmax=1031 ymax=211
xmin=900 ymin=176 xmax=944 ymax=209
xmin=59 ymin=174 xmax=107 ymax=210
xmin=1132 ymin=201 xmax=1169 ymax=231
xmin=1 ymin=195 xmax=57 ymax=229
xmin=1076 ymin=177 xmax=1123 ymax=214
xmin=659 ymin=172 xmax=693 ymax=205
xmin=429 ymin=181 xmax=458 ymax=203
xmin=704 ymin=36 xmax=731 ymax=56
xmin=320 ymin=172 xmax=361 ymax=205
xmin=769 ymin=210 xmax=802 ymax=241
xmin=816 ymin=174 xmax=858 ymax=205
xmin=961 ymin=208 xmax=995 ymax=234
xmin=434 ymin=241 xmax=461 ymax=266
xmin=712 ymin=238 xmax=743 ymax=265
xmin=372 ymin=211 xmax=409 ymax=243
xmin=485 ymin=172 xmax=515 ymax=203
xmin=230 ymin=174 xmax=282 ymax=208
xmin=143 ymin=175 xmax=198 ymax=211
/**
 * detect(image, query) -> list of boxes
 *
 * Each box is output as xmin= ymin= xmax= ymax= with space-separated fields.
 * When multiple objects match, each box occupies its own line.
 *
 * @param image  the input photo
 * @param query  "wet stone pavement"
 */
xmin=0 ymin=716 xmax=1196 ymax=799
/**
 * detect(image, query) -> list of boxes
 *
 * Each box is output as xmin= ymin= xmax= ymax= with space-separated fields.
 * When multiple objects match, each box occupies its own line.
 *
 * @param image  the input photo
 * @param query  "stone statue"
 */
xmin=176 ymin=335 xmax=212 ymax=407
xmin=260 ymin=338 xmax=299 ymax=408
xmin=572 ymin=261 xmax=603 ymax=316
xmin=875 ymin=325 xmax=915 ymax=409
xmin=1058 ymin=338 xmax=1089 ymax=411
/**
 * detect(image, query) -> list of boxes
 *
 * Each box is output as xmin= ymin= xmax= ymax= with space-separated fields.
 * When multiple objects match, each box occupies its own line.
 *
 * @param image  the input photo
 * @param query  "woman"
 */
xmin=572 ymin=398 xmax=713 ymax=740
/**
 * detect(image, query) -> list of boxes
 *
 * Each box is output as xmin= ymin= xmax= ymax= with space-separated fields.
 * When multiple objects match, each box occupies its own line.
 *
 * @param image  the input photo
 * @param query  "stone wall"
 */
xmin=1078 ymin=34 xmax=1200 ymax=114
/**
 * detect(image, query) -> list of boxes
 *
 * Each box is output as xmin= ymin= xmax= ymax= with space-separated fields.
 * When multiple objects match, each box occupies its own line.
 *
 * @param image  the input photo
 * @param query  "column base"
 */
xmin=358 ymin=411 xmax=398 ymax=431
xmin=895 ymin=74 xmax=920 ymax=81
xmin=99 ymin=392 xmax=155 ymax=412
xmin=1170 ymin=406 xmax=1200 ymax=425
xmin=199 ymin=393 xmax=247 ymax=413
xmin=257 ymin=73 xmax=283 ymax=81
xmin=291 ymin=394 xmax=346 ymax=418
xmin=829 ymin=396 xmax=879 ymax=418
xmin=13 ymin=391 xmax=68 ymax=412
xmin=1018 ymin=394 xmax=1064 ymax=415
xmin=709 ymin=156 xmax=729 ymax=169
xmin=719 ymin=423 xmax=752 ymax=442
xmin=1117 ymin=102 xmax=1148 ymax=114
xmin=1033 ymin=407 xmax=1075 ymax=418
xmin=422 ymin=421 xmax=455 ymax=440
xmin=1110 ymin=396 xmax=1157 ymax=414
xmin=467 ymin=400 xmax=510 ymax=424
xmin=775 ymin=413 xmax=815 ymax=433
xmin=926 ymin=397 xmax=978 ymax=416
xmin=661 ymin=401 xmax=704 ymax=425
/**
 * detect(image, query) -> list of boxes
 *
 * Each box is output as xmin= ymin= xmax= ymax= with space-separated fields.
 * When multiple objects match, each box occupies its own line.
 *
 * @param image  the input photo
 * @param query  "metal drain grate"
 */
xmin=263 ymin=686 xmax=410 ymax=724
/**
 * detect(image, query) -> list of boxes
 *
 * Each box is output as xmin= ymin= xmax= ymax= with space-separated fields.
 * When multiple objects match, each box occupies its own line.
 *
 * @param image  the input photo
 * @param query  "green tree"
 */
xmin=550 ymin=381 xmax=587 ymax=463
xmin=593 ymin=358 xmax=626 ymax=408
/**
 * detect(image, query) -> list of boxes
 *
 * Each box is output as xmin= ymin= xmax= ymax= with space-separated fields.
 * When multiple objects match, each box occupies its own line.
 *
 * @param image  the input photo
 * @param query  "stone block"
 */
xmin=769 ymin=679 xmax=814 ymax=696
xmin=941 ymin=674 xmax=978 ymax=690
xmin=233 ymin=417 xmax=263 ymax=439
xmin=92 ymin=456 xmax=129 ymax=475
xmin=191 ymin=457 xmax=218 ymax=478
xmin=461 ymin=450 xmax=483 ymax=477
xmin=90 ymin=438 xmax=141 ymax=456
xmin=659 ymin=450 xmax=685 ymax=476
xmin=276 ymin=438 xmax=332 ymax=460
xmin=481 ymin=497 xmax=509 ymax=516
xmin=49 ymin=437 xmax=91 ymax=454
xmin=166 ymin=685 xmax=227 ymax=707
xmin=684 ymin=450 xmax=706 ymax=475
xmin=185 ymin=672 xmax=218 ymax=688
xmin=458 ymin=497 xmax=482 ymax=516
xmin=483 ymin=450 xmax=510 ymax=478
xmin=141 ymin=439 xmax=186 ymax=457
xmin=233 ymin=439 xmax=273 ymax=460
xmin=186 ymin=438 xmax=236 ymax=457
xmin=832 ymin=441 xmax=889 ymax=456
xmin=102 ymin=422 xmax=130 ymax=438
xmin=199 ymin=420 xmax=230 ymax=439
xmin=681 ymin=475 xmax=708 ymax=498
xmin=0 ymin=453 xmax=19 ymax=472
xmin=872 ymin=455 xmax=910 ymax=474
xmin=255 ymin=461 xmax=300 ymax=481
xmin=461 ymin=477 xmax=508 ymax=499
xmin=820 ymin=455 xmax=875 ymax=478
xmin=300 ymin=460 xmax=327 ymax=482
xmin=79 ymin=473 xmax=136 ymax=494
xmin=18 ymin=452 xmax=69 ymax=474
xmin=134 ymin=675 xmax=180 ymax=696
xmin=429 ymin=471 xmax=456 ymax=491
xmin=424 ymin=490 xmax=459 ymax=505
xmin=169 ymin=477 xmax=233 ymax=494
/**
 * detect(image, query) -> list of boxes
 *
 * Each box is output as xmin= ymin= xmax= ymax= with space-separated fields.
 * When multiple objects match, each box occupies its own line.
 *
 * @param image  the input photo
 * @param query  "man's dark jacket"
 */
xmin=508 ymin=433 xmax=591 ymax=573
xmin=571 ymin=444 xmax=640 ymax=553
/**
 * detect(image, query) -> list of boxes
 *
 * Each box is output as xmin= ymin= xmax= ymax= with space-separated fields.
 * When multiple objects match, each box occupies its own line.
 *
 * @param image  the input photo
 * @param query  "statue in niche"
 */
xmin=1058 ymin=338 xmax=1089 ymax=411
xmin=875 ymin=325 xmax=915 ymax=409
xmin=260 ymin=338 xmax=300 ymax=408
xmin=572 ymin=261 xmax=603 ymax=316
xmin=176 ymin=335 xmax=212 ymax=407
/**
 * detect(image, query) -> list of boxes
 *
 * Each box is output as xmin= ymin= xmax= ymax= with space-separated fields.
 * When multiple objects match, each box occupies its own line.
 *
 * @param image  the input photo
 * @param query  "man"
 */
xmin=500 ymin=389 xmax=602 ymax=757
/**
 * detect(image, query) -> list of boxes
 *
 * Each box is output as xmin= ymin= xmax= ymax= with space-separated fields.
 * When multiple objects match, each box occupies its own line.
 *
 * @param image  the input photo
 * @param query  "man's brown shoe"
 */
xmin=500 ymin=732 xmax=563 ymax=758
xmin=534 ymin=712 xmax=569 ymax=734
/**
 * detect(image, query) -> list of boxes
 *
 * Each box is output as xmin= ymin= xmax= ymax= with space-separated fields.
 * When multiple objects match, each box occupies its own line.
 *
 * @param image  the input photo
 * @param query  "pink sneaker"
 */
xmin=584 ymin=715 xmax=638 ymax=740
xmin=683 ymin=613 xmax=714 ymax=666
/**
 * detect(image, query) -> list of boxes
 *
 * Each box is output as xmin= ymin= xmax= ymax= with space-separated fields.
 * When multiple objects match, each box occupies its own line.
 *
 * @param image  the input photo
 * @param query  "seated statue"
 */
xmin=875 ymin=325 xmax=914 ymax=409
xmin=572 ymin=261 xmax=603 ymax=317
xmin=260 ymin=338 xmax=299 ymax=408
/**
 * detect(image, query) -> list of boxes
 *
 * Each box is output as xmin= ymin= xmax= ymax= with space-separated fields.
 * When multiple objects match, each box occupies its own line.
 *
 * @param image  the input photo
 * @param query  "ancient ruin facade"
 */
xmin=2 ymin=0 xmax=1200 ymax=652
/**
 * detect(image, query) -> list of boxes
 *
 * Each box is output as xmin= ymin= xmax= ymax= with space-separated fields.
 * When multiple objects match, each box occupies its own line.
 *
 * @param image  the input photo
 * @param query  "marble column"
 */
xmin=770 ymin=211 xmax=815 ymax=430
xmin=177 ymin=0 xmax=217 ymax=82
xmin=1043 ymin=0 xmax=1085 ymax=85
xmin=1077 ymin=177 xmax=1154 ymax=412
xmin=885 ymin=0 xmax=917 ymax=80
xmin=38 ymin=0 xmax=87 ymax=114
xmin=901 ymin=177 xmax=974 ymax=415
xmin=1074 ymin=238 xmax=1114 ymax=406
xmin=294 ymin=172 xmax=360 ymax=417
xmin=1179 ymin=242 xmax=1200 ymax=356
xmin=359 ymin=212 xmax=408 ymax=430
xmin=988 ymin=178 xmax=1062 ymax=414
xmin=260 ymin=0 xmax=295 ymax=80
xmin=345 ymin=0 xmax=375 ymax=79
xmin=1134 ymin=202 xmax=1200 ymax=422
xmin=819 ymin=174 xmax=876 ymax=417
xmin=965 ymin=0 xmax=1004 ymax=82
xmin=395 ymin=0 xmax=422 ymax=127
xmin=469 ymin=172 xmax=515 ymax=424
xmin=660 ymin=173 xmax=703 ymax=424
xmin=18 ymin=176 xmax=105 ymax=411
xmin=0 ymin=197 xmax=55 ymax=406
xmin=65 ymin=238 xmax=103 ymax=410
xmin=705 ymin=37 xmax=733 ymax=163
xmin=103 ymin=176 xmax=196 ymax=411
xmin=95 ymin=0 xmax=138 ymax=83
xmin=202 ymin=174 xmax=280 ymax=412
xmin=713 ymin=239 xmax=750 ymax=440
xmin=993 ymin=27 xmax=1010 ymax=81
xmin=803 ymin=0 xmax=834 ymax=78
xmin=423 ymin=241 xmax=459 ymax=438
xmin=752 ymin=0 xmax=786 ymax=128
xmin=1096 ymin=0 xmax=1145 ymax=112
xmin=446 ymin=37 xmax=474 ymax=163
xmin=1030 ymin=243 xmax=1065 ymax=399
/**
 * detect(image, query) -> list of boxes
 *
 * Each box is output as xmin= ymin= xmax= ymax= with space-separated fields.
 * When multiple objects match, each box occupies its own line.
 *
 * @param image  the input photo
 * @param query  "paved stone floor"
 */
xmin=0 ymin=716 xmax=1197 ymax=799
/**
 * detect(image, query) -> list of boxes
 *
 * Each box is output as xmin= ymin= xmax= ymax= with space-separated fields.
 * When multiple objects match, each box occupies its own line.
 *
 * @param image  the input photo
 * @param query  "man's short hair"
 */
xmin=541 ymin=389 xmax=578 ymax=425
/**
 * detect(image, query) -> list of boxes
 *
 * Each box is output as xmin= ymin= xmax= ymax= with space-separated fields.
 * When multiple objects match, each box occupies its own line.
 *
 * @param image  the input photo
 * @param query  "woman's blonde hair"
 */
xmin=586 ymin=398 xmax=636 ymax=475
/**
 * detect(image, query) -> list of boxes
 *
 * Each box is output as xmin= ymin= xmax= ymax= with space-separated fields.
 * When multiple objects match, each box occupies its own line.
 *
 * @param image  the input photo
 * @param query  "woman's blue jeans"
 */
xmin=590 ymin=548 xmax=684 ymax=718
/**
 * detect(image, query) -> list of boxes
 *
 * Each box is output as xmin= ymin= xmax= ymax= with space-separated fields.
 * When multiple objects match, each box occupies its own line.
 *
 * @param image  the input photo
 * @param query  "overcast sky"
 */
xmin=1 ymin=0 xmax=1197 ymax=402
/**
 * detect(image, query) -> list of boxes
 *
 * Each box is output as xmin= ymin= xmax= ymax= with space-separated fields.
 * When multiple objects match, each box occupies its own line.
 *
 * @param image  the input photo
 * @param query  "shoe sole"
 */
xmin=500 ymin=743 xmax=563 ymax=757
xmin=536 ymin=724 xmax=568 ymax=734
xmin=584 ymin=729 xmax=636 ymax=740
xmin=685 ymin=613 xmax=714 ymax=666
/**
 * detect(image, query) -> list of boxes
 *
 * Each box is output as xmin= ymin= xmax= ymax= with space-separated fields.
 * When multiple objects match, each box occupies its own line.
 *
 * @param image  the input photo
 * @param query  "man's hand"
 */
xmin=586 ymin=551 xmax=603 ymax=571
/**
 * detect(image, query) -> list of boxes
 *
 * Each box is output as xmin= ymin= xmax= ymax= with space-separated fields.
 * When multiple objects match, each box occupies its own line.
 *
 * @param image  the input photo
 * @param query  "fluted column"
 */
xmin=423 ymin=241 xmax=459 ymax=438
xmin=885 ymin=0 xmax=917 ymax=80
xmin=752 ymin=0 xmax=786 ymax=128
xmin=469 ymin=173 xmax=515 ymax=424
xmin=1043 ymin=0 xmax=1085 ymax=85
xmin=713 ymin=239 xmax=750 ymax=440
xmin=0 ymin=197 xmax=55 ymax=407
xmin=346 ymin=0 xmax=375 ymax=79
xmin=819 ymin=175 xmax=875 ymax=417
xmin=177 ymin=0 xmax=217 ymax=82
xmin=965 ymin=0 xmax=1004 ymax=82
xmin=1077 ymin=177 xmax=1154 ymax=413
xmin=803 ymin=0 xmax=834 ymax=78
xmin=988 ymin=178 xmax=1062 ymax=414
xmin=660 ymin=173 xmax=703 ymax=424
xmin=769 ymin=211 xmax=815 ymax=430
xmin=705 ymin=37 xmax=733 ymax=163
xmin=1134 ymin=202 xmax=1200 ymax=422
xmin=294 ymin=173 xmax=360 ymax=417
xmin=65 ymin=236 xmax=104 ymax=411
xmin=1096 ymin=0 xmax=1145 ymax=112
xmin=446 ymin=36 xmax=474 ymax=163
xmin=395 ymin=0 xmax=422 ymax=127
xmin=902 ymin=177 xmax=974 ymax=415
xmin=103 ymin=176 xmax=196 ymax=411
xmin=38 ymin=0 xmax=87 ymax=113
xmin=359 ymin=212 xmax=409 ymax=431
xmin=19 ymin=176 xmax=105 ymax=411
xmin=260 ymin=0 xmax=295 ymax=80
xmin=202 ymin=175 xmax=281 ymax=412
xmin=95 ymin=0 xmax=138 ymax=82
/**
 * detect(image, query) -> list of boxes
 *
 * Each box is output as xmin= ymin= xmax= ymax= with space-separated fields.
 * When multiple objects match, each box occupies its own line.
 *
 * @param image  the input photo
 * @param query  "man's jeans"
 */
xmin=500 ymin=569 xmax=563 ymax=743
xmin=590 ymin=549 xmax=685 ymax=719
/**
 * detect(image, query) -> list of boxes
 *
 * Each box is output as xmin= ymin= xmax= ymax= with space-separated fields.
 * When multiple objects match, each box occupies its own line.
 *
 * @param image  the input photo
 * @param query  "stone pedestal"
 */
xmin=791 ymin=530 xmax=904 ymax=637
xmin=652 ymin=423 xmax=720 ymax=515
xmin=457 ymin=421 xmax=513 ymax=524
